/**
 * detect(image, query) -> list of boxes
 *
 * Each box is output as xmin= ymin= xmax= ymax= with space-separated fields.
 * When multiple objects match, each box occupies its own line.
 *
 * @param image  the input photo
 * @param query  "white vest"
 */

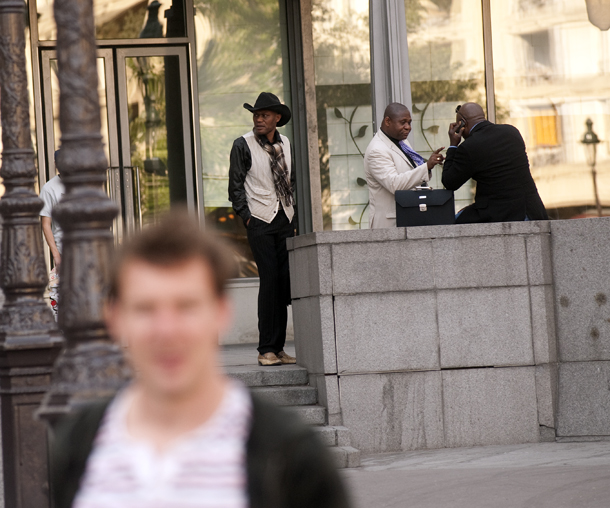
xmin=243 ymin=130 xmax=294 ymax=223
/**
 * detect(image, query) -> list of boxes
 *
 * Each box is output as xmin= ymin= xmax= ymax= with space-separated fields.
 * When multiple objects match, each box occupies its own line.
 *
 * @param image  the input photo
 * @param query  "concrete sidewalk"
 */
xmin=342 ymin=442 xmax=610 ymax=508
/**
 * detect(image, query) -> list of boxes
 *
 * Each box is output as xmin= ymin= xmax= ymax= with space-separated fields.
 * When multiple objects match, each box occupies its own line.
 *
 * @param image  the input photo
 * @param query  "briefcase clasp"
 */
xmin=419 ymin=204 xmax=427 ymax=212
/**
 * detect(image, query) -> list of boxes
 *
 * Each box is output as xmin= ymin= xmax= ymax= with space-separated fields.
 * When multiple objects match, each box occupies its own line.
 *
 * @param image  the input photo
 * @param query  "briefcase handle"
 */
xmin=414 ymin=181 xmax=433 ymax=191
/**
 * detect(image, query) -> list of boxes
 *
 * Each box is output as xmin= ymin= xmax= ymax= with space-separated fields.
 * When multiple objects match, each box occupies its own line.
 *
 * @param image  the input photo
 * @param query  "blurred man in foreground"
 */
xmin=51 ymin=212 xmax=350 ymax=508
xmin=442 ymin=102 xmax=548 ymax=223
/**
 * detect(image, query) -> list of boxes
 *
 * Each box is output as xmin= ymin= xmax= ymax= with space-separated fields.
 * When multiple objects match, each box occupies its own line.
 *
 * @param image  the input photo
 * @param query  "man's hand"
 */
xmin=246 ymin=218 xmax=251 ymax=227
xmin=41 ymin=216 xmax=61 ymax=269
xmin=426 ymin=147 xmax=445 ymax=171
xmin=449 ymin=121 xmax=464 ymax=146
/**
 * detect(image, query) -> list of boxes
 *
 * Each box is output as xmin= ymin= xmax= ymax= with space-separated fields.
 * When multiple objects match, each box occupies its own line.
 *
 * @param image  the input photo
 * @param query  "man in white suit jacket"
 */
xmin=364 ymin=103 xmax=445 ymax=229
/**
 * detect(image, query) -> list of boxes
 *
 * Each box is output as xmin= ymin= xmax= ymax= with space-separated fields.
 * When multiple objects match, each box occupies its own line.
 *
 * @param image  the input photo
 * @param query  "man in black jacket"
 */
xmin=442 ymin=102 xmax=548 ymax=223
xmin=229 ymin=92 xmax=296 ymax=367
xmin=50 ymin=213 xmax=349 ymax=508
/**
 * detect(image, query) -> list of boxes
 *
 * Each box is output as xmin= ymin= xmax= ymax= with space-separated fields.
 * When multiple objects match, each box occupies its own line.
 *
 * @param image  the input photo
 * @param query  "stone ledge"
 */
xmin=406 ymin=220 xmax=550 ymax=239
xmin=288 ymin=222 xmax=551 ymax=251
xmin=287 ymin=228 xmax=407 ymax=250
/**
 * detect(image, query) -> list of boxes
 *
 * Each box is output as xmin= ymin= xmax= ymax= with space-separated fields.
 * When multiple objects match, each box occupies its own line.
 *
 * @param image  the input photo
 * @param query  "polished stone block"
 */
xmin=309 ymin=373 xmax=342 ymax=425
xmin=438 ymin=287 xmax=534 ymax=368
xmin=340 ymin=371 xmax=444 ymax=453
xmin=526 ymin=233 xmax=553 ymax=286
xmin=332 ymin=240 xmax=434 ymax=295
xmin=557 ymin=361 xmax=610 ymax=436
xmin=442 ymin=367 xmax=539 ymax=447
xmin=535 ymin=364 xmax=558 ymax=430
xmin=530 ymin=285 xmax=557 ymax=364
xmin=432 ymin=235 xmax=528 ymax=289
xmin=293 ymin=296 xmax=337 ymax=375
xmin=289 ymin=244 xmax=332 ymax=299
xmin=551 ymin=218 xmax=610 ymax=362
xmin=335 ymin=292 xmax=439 ymax=374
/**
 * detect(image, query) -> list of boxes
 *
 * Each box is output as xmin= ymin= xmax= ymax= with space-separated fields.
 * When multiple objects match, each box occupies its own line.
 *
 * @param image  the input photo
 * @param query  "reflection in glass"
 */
xmin=125 ymin=55 xmax=187 ymax=228
xmin=48 ymin=58 xmax=111 ymax=174
xmin=404 ymin=0 xmax=486 ymax=213
xmin=194 ymin=0 xmax=291 ymax=277
xmin=491 ymin=0 xmax=610 ymax=219
xmin=312 ymin=0 xmax=373 ymax=230
xmin=36 ymin=0 xmax=186 ymax=40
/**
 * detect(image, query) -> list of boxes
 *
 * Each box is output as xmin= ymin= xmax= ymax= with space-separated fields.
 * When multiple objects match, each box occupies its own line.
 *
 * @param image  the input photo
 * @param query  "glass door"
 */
xmin=116 ymin=47 xmax=194 ymax=234
xmin=41 ymin=48 xmax=124 ymax=241
xmin=40 ymin=46 xmax=194 ymax=239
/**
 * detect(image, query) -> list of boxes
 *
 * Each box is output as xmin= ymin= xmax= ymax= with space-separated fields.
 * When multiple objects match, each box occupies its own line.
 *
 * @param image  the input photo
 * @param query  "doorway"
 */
xmin=41 ymin=46 xmax=195 ymax=241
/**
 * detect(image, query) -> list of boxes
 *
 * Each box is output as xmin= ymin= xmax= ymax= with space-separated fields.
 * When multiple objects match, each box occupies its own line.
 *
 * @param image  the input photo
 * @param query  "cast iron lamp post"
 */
xmin=0 ymin=0 xmax=64 ymax=505
xmin=37 ymin=0 xmax=131 ymax=422
xmin=581 ymin=118 xmax=603 ymax=217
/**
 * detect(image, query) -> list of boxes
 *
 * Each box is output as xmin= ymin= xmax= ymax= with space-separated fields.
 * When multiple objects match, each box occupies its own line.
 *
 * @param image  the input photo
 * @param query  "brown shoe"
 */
xmin=258 ymin=352 xmax=282 ymax=366
xmin=277 ymin=351 xmax=296 ymax=364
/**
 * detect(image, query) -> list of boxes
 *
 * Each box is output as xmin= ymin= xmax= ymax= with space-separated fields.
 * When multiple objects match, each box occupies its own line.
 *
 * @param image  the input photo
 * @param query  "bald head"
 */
xmin=455 ymin=102 xmax=486 ymax=139
xmin=458 ymin=103 xmax=486 ymax=123
xmin=384 ymin=103 xmax=410 ymax=121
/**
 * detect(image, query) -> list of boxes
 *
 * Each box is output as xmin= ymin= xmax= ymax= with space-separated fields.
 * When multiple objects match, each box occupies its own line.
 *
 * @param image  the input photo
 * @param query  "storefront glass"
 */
xmin=491 ymin=0 xmax=610 ymax=219
xmin=194 ymin=0 xmax=292 ymax=277
xmin=36 ymin=0 xmax=186 ymax=41
xmin=403 ymin=0 xmax=486 ymax=213
xmin=312 ymin=0 xmax=373 ymax=230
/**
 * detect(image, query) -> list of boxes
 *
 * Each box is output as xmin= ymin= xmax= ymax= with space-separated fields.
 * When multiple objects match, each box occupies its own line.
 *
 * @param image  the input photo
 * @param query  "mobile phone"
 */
xmin=455 ymin=120 xmax=465 ymax=133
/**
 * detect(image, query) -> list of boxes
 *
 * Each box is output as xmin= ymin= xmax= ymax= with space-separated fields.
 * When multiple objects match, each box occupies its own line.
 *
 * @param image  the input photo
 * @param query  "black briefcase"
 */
xmin=395 ymin=187 xmax=455 ymax=227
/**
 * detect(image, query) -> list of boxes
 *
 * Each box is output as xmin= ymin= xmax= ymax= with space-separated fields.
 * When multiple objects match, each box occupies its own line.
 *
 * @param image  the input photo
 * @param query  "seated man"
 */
xmin=364 ymin=102 xmax=445 ymax=229
xmin=50 ymin=212 xmax=350 ymax=508
xmin=442 ymin=102 xmax=549 ymax=223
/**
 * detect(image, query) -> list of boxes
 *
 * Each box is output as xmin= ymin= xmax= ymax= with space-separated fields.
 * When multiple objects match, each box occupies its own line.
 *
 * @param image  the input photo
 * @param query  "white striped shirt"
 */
xmin=73 ymin=382 xmax=252 ymax=508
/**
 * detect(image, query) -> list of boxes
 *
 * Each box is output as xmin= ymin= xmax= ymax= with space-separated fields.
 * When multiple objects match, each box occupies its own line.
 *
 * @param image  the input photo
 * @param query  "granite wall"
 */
xmin=288 ymin=218 xmax=610 ymax=453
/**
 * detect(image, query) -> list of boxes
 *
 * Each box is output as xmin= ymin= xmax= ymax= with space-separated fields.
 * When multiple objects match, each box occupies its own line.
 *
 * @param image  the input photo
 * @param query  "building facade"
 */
xmin=0 ymin=0 xmax=608 ymax=341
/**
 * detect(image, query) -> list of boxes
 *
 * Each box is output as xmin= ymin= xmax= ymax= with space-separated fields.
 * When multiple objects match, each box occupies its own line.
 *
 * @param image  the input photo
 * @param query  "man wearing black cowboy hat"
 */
xmin=229 ymin=92 xmax=297 ymax=367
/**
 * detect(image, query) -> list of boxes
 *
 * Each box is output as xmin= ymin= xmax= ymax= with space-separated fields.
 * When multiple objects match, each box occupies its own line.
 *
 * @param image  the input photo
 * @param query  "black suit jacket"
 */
xmin=442 ymin=121 xmax=548 ymax=223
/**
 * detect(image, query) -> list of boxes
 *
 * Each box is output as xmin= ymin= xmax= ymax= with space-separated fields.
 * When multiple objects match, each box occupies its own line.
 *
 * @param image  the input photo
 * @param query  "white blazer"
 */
xmin=364 ymin=130 xmax=429 ymax=229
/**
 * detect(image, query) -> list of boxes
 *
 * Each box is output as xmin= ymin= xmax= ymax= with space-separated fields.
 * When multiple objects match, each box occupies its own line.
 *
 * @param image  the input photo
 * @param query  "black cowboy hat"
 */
xmin=243 ymin=92 xmax=291 ymax=127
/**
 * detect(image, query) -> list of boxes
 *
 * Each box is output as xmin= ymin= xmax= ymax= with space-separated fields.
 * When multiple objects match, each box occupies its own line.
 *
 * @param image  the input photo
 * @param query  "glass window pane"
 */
xmin=313 ymin=0 xmax=373 ymax=230
xmin=125 ymin=55 xmax=187 ymax=228
xmin=48 ymin=58 xmax=110 ymax=176
xmin=37 ymin=0 xmax=186 ymax=41
xmin=491 ymin=0 xmax=610 ymax=219
xmin=194 ymin=0 xmax=291 ymax=277
xmin=404 ymin=0 xmax=486 ymax=212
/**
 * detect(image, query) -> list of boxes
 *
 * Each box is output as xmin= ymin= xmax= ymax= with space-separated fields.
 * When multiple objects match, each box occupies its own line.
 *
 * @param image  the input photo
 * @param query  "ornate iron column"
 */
xmin=37 ymin=0 xmax=130 ymax=422
xmin=0 ymin=0 xmax=64 ymax=505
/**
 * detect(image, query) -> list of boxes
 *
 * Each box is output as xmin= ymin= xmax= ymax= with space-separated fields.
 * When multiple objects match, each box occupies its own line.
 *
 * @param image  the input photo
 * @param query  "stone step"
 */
xmin=313 ymin=426 xmax=352 ymax=447
xmin=286 ymin=405 xmax=327 ymax=425
xmin=250 ymin=385 xmax=317 ymax=406
xmin=328 ymin=446 xmax=361 ymax=469
xmin=226 ymin=364 xmax=309 ymax=387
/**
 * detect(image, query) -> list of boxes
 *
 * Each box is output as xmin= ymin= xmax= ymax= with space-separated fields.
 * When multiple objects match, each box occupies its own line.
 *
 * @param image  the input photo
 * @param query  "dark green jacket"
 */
xmin=50 ymin=394 xmax=351 ymax=508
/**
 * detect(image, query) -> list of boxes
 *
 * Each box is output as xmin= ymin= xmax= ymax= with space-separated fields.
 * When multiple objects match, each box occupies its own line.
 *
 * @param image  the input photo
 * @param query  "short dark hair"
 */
xmin=108 ymin=210 xmax=237 ymax=300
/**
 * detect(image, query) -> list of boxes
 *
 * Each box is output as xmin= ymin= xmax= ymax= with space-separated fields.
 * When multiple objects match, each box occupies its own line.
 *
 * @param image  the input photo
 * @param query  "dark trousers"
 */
xmin=247 ymin=210 xmax=294 ymax=355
